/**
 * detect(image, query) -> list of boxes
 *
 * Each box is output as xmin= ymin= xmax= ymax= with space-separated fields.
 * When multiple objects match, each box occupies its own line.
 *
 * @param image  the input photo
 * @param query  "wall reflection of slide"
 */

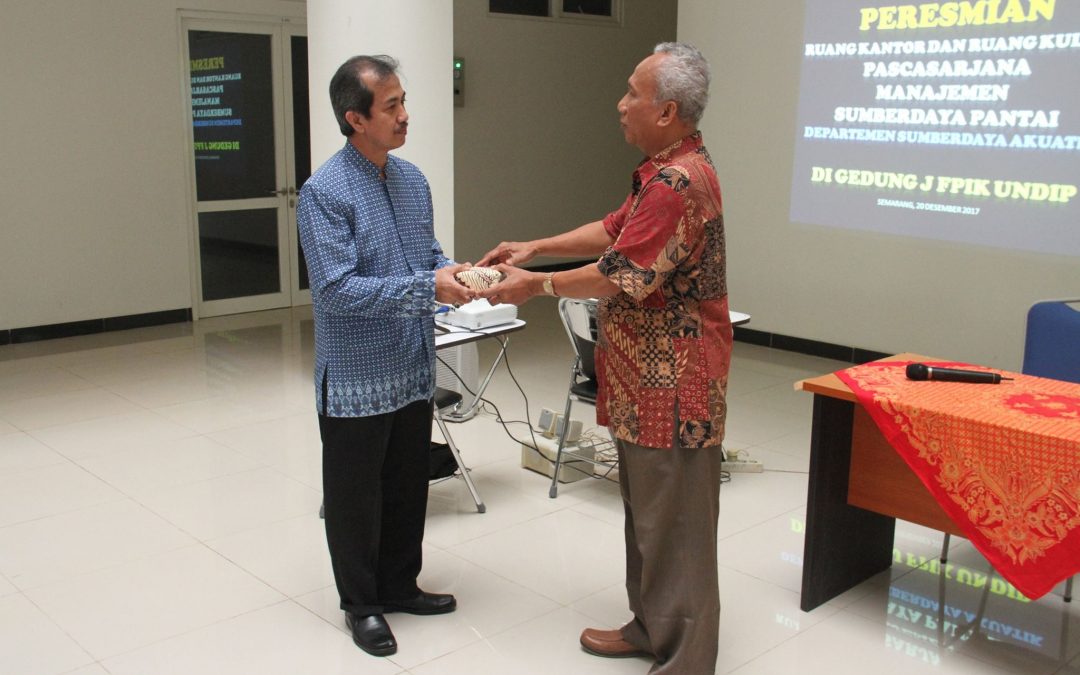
xmin=790 ymin=0 xmax=1080 ymax=256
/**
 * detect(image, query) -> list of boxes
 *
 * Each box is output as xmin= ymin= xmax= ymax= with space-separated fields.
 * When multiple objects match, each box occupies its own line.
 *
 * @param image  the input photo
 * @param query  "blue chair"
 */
xmin=1022 ymin=299 xmax=1080 ymax=383
xmin=941 ymin=298 xmax=1080 ymax=600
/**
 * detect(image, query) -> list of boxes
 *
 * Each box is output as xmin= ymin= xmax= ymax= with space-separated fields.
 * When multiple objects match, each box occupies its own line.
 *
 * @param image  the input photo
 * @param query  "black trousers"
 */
xmin=319 ymin=398 xmax=433 ymax=617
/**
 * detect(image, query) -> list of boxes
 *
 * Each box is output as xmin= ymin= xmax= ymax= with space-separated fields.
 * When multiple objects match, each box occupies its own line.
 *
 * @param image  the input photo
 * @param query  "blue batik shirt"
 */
xmin=297 ymin=141 xmax=451 ymax=417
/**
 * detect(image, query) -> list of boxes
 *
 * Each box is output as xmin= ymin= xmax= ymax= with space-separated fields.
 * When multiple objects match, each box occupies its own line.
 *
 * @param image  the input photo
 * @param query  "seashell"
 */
xmin=455 ymin=267 xmax=504 ymax=292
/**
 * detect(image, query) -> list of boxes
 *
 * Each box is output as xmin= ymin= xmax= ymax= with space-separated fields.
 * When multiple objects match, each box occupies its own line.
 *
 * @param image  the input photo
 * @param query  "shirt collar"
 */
xmin=343 ymin=141 xmax=398 ymax=182
xmin=634 ymin=131 xmax=704 ymax=181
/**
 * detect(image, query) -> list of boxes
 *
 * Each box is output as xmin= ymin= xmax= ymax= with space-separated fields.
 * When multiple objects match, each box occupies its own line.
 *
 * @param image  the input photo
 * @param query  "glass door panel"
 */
xmin=184 ymin=19 xmax=302 ymax=317
xmin=189 ymin=31 xmax=276 ymax=201
xmin=197 ymin=208 xmax=281 ymax=301
xmin=288 ymin=33 xmax=312 ymax=299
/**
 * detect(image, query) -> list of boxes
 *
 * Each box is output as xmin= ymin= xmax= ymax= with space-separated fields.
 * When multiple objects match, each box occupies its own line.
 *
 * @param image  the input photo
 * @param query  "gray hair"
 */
xmin=652 ymin=42 xmax=710 ymax=125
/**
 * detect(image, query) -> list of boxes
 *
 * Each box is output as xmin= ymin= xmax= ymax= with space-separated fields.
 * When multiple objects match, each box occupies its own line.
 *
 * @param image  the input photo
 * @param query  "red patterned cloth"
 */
xmin=594 ymin=132 xmax=732 ymax=449
xmin=837 ymin=360 xmax=1080 ymax=599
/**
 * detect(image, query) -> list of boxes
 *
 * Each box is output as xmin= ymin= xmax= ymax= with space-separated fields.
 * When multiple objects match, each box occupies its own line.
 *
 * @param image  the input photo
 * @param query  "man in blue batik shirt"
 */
xmin=297 ymin=54 xmax=473 ymax=658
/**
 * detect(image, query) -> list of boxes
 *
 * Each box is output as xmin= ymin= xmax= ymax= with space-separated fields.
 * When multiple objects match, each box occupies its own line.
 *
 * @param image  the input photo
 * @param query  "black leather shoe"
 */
xmin=345 ymin=613 xmax=397 ymax=656
xmin=383 ymin=591 xmax=457 ymax=615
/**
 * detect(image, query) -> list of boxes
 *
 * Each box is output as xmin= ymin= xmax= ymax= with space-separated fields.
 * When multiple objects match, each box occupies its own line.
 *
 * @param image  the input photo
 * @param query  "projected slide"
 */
xmin=790 ymin=0 xmax=1080 ymax=255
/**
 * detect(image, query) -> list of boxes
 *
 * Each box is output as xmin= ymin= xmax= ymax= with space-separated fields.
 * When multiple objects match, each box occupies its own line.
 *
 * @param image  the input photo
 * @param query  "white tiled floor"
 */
xmin=1 ymin=301 xmax=1078 ymax=674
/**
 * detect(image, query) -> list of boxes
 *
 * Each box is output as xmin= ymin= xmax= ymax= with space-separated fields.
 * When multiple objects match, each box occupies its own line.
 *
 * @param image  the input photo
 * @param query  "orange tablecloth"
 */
xmin=836 ymin=360 xmax=1080 ymax=600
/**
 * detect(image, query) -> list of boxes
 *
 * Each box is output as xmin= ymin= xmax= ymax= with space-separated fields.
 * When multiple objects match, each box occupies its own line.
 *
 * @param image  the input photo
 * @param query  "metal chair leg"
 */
xmin=548 ymin=416 xmax=571 ymax=499
xmin=549 ymin=364 xmax=579 ymax=499
xmin=941 ymin=534 xmax=1073 ymax=603
xmin=435 ymin=413 xmax=485 ymax=513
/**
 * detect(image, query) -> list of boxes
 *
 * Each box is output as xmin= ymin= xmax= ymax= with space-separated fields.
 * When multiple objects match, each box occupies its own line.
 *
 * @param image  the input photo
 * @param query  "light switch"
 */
xmin=453 ymin=57 xmax=465 ymax=107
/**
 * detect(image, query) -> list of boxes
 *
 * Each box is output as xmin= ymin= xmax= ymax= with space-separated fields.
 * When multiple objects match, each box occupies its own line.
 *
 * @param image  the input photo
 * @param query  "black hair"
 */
xmin=329 ymin=55 xmax=400 ymax=136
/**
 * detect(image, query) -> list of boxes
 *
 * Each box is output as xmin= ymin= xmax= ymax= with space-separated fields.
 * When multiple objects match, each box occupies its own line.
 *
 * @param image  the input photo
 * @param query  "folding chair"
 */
xmin=318 ymin=388 xmax=485 ymax=518
xmin=434 ymin=387 xmax=485 ymax=513
xmin=548 ymin=297 xmax=611 ymax=498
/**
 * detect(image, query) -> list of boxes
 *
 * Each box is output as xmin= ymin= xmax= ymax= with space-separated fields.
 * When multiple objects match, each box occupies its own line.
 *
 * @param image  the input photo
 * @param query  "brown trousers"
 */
xmin=616 ymin=438 xmax=724 ymax=674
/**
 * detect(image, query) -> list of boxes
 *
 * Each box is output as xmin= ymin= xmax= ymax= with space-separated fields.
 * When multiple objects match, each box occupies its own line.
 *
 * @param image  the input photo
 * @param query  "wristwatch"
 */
xmin=542 ymin=272 xmax=557 ymax=296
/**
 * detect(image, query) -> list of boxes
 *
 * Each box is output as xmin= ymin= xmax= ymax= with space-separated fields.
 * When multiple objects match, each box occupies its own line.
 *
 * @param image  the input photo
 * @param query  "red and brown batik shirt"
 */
xmin=595 ymin=131 xmax=732 ymax=449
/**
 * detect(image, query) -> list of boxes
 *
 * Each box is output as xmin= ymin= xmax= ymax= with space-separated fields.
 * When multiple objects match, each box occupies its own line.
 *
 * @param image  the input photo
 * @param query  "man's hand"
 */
xmin=435 ymin=263 xmax=476 ymax=306
xmin=476 ymin=264 xmax=543 ymax=307
xmin=477 ymin=241 xmax=539 ymax=267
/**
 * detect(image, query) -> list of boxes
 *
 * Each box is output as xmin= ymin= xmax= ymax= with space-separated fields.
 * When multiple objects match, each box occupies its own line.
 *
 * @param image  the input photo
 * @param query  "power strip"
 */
xmin=722 ymin=448 xmax=763 ymax=473
xmin=520 ymin=435 xmax=597 ymax=483
xmin=722 ymin=459 xmax=763 ymax=473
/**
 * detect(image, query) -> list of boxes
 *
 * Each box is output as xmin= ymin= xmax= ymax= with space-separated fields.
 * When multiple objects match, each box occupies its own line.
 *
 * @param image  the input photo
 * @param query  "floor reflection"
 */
xmin=884 ymin=540 xmax=1075 ymax=669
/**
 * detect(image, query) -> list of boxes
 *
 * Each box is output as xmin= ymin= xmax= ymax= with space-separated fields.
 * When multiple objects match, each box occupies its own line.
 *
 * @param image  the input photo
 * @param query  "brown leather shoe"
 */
xmin=580 ymin=627 xmax=651 ymax=658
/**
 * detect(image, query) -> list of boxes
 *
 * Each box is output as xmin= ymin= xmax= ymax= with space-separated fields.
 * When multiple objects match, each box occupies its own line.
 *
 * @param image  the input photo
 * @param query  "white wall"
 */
xmin=0 ymin=0 xmax=305 ymax=332
xmin=679 ymin=1 xmax=1080 ymax=369
xmin=13 ymin=0 xmax=1063 ymax=368
xmin=0 ymin=0 xmax=671 ymax=334
xmin=451 ymin=1 xmax=677 ymax=262
xmin=307 ymin=0 xmax=455 ymax=257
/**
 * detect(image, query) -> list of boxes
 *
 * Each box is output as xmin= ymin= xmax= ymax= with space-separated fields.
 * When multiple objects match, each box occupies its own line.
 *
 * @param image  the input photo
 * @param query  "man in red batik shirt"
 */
xmin=477 ymin=42 xmax=731 ymax=674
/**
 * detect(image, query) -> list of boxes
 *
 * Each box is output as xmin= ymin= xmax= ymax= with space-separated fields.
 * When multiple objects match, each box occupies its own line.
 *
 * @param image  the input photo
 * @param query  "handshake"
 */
xmin=436 ymin=241 xmax=545 ymax=308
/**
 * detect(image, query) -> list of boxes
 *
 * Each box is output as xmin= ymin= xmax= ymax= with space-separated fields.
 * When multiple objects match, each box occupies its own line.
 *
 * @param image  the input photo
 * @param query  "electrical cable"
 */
xmin=435 ymin=332 xmax=619 ymax=483
xmin=436 ymin=347 xmax=550 ymax=464
xmin=492 ymin=338 xmax=620 ymax=484
xmin=435 ymin=327 xmax=794 ymax=485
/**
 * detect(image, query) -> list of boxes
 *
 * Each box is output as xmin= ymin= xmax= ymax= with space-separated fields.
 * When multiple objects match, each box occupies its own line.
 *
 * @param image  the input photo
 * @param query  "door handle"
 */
xmin=268 ymin=187 xmax=296 ymax=196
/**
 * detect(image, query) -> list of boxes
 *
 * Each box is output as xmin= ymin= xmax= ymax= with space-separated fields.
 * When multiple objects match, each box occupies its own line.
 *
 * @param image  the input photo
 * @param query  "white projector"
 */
xmin=438 ymin=299 xmax=518 ymax=330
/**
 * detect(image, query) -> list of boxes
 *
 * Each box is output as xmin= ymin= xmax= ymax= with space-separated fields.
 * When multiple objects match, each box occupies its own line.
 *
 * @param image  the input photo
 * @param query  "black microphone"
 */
xmin=905 ymin=363 xmax=1013 ymax=384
